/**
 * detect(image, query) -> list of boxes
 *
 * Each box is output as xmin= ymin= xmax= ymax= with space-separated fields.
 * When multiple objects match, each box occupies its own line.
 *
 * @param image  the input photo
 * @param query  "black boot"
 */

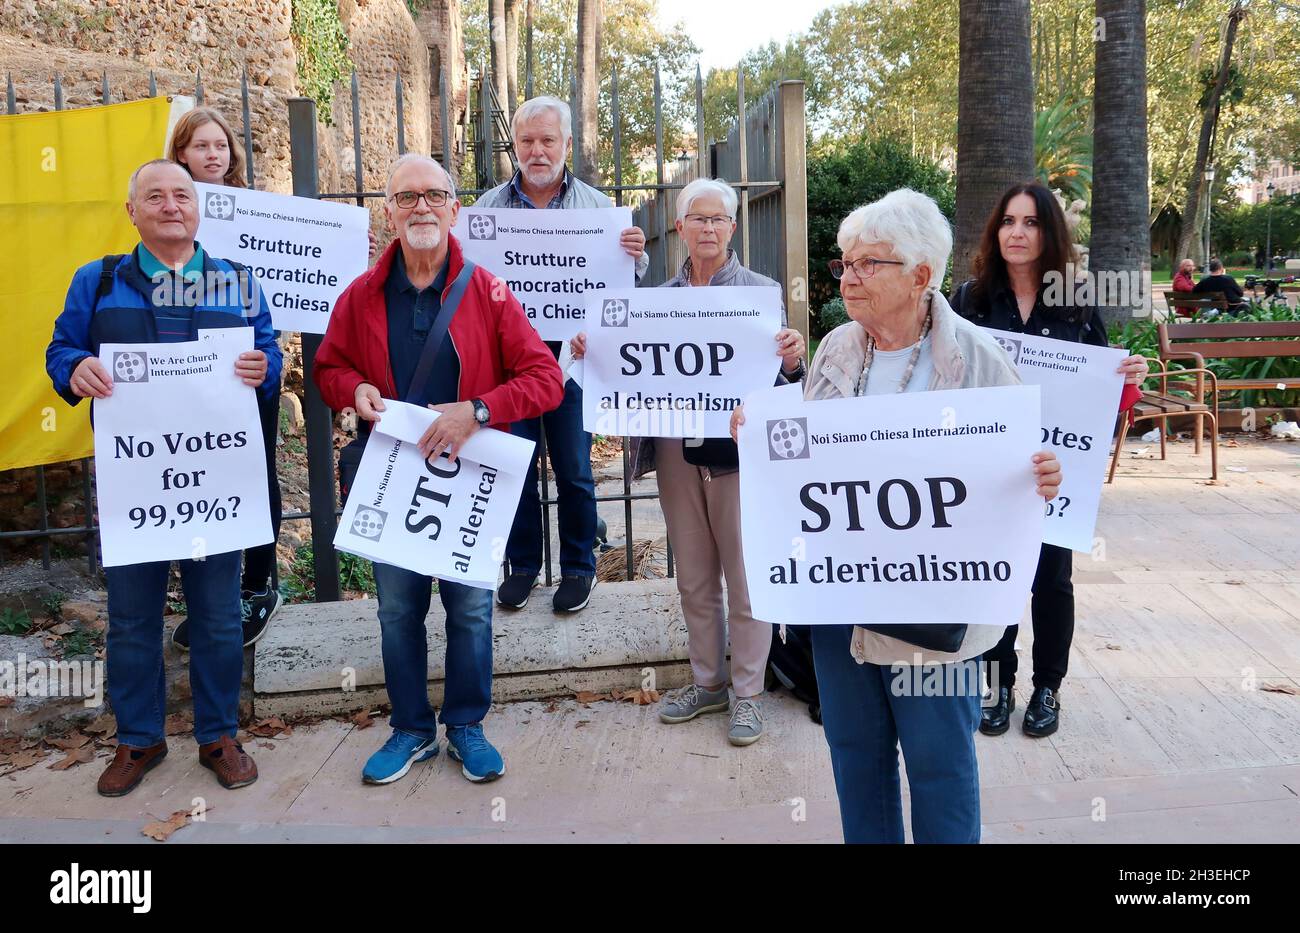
xmin=979 ymin=686 xmax=1015 ymax=736
xmin=1023 ymin=686 xmax=1060 ymax=737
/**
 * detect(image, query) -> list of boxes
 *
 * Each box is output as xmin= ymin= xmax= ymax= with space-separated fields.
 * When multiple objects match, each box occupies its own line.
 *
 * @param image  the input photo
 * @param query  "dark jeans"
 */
xmin=811 ymin=623 xmax=983 ymax=844
xmin=983 ymin=542 xmax=1074 ymax=691
xmin=372 ymin=563 xmax=494 ymax=738
xmin=241 ymin=384 xmax=282 ymax=593
xmin=506 ymin=377 xmax=596 ymax=579
xmin=105 ymin=550 xmax=243 ymax=747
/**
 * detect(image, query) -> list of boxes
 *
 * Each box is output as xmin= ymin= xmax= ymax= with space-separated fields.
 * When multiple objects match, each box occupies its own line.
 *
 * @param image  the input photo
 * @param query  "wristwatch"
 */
xmin=471 ymin=398 xmax=491 ymax=425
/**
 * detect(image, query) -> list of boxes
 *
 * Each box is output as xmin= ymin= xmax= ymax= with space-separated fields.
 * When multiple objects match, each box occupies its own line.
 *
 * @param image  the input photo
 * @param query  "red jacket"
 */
xmin=1172 ymin=270 xmax=1195 ymax=293
xmin=314 ymin=235 xmax=563 ymax=429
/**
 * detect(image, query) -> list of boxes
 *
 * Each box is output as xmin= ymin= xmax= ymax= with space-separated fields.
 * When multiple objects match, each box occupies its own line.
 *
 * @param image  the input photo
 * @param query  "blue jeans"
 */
xmin=811 ymin=624 xmax=983 ymax=844
xmin=506 ymin=377 xmax=597 ymax=579
xmin=105 ymin=550 xmax=243 ymax=748
xmin=373 ymin=563 xmax=494 ymax=738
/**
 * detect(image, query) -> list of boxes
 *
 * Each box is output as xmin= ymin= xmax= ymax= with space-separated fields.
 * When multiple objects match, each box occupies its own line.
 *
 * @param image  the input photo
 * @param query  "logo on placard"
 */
xmin=468 ymin=213 xmax=497 ymax=240
xmin=767 ymin=418 xmax=809 ymax=460
xmin=351 ymin=507 xmax=387 ymax=540
xmin=994 ymin=335 xmax=1022 ymax=364
xmin=204 ymin=191 xmax=236 ymax=221
xmin=601 ymin=298 xmax=629 ymax=327
xmin=112 ymin=352 xmax=150 ymax=383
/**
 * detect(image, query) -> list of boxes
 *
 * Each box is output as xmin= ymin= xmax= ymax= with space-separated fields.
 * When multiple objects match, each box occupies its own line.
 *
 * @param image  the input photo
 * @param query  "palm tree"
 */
xmin=1091 ymin=0 xmax=1150 ymax=327
xmin=955 ymin=0 xmax=1035 ymax=284
xmin=573 ymin=0 xmax=602 ymax=184
xmin=1035 ymin=96 xmax=1093 ymax=205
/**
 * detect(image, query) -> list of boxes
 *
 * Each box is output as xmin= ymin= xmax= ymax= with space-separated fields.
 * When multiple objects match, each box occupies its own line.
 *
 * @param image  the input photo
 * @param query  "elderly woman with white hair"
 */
xmin=572 ymin=177 xmax=805 ymax=746
xmin=732 ymin=189 xmax=1062 ymax=842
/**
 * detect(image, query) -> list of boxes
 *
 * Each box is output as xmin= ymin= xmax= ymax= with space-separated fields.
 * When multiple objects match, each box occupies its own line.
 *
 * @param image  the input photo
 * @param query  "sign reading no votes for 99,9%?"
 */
xmin=91 ymin=328 xmax=273 ymax=567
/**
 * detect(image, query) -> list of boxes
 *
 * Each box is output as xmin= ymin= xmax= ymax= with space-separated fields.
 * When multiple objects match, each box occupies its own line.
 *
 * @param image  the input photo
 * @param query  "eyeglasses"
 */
xmin=828 ymin=257 xmax=905 ymax=280
xmin=389 ymin=189 xmax=453 ymax=209
xmin=684 ymin=214 xmax=733 ymax=229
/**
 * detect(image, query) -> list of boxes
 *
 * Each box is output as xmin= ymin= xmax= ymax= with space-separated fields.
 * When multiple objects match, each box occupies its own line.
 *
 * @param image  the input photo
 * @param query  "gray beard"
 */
xmin=406 ymin=223 xmax=441 ymax=251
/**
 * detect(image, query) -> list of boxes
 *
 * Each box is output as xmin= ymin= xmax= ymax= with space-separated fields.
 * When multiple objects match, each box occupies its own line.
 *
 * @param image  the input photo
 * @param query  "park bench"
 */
xmin=1163 ymin=290 xmax=1227 ymax=318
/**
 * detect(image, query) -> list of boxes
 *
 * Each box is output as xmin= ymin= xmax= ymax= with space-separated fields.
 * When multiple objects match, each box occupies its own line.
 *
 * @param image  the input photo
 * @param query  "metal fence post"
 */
xmin=778 ymin=81 xmax=809 ymax=343
xmin=288 ymin=97 xmax=341 ymax=602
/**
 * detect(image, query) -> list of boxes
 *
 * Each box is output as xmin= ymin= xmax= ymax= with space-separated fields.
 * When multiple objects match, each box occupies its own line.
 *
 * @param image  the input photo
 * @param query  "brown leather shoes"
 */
xmin=198 ymin=735 xmax=258 ymax=789
xmin=97 ymin=741 xmax=168 ymax=797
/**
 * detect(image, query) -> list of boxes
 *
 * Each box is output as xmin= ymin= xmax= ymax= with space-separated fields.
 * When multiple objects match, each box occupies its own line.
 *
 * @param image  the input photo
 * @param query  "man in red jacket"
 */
xmin=315 ymin=153 xmax=563 ymax=786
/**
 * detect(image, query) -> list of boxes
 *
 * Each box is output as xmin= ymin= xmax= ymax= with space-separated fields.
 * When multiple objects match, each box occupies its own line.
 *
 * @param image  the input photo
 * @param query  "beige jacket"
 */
xmin=805 ymin=288 xmax=1026 ymax=666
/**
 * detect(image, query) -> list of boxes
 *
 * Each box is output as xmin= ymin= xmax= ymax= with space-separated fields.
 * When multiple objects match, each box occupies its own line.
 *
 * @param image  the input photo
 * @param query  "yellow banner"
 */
xmin=0 ymin=97 xmax=176 ymax=471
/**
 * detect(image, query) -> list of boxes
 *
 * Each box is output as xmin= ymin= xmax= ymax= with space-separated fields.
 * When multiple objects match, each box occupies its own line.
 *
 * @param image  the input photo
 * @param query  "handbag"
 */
xmin=861 ymin=622 xmax=969 ymax=654
xmin=338 ymin=259 xmax=477 ymax=502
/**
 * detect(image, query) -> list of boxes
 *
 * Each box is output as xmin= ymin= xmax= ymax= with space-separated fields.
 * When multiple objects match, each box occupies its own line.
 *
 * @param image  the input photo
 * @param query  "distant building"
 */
xmin=1239 ymin=158 xmax=1300 ymax=204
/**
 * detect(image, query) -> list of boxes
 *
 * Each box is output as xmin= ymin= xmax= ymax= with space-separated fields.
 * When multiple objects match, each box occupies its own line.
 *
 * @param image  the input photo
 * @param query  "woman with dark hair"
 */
xmin=950 ymin=181 xmax=1148 ymax=739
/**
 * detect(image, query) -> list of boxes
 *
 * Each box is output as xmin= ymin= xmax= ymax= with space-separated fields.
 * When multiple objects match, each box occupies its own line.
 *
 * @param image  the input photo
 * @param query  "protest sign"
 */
xmin=92 ymin=329 xmax=272 ymax=567
xmin=453 ymin=206 xmax=633 ymax=341
xmin=194 ymin=182 xmax=369 ymax=334
xmin=334 ymin=401 xmax=534 ymax=589
xmin=581 ymin=285 xmax=784 ymax=438
xmin=738 ymin=383 xmax=1044 ymax=627
xmin=995 ymin=332 xmax=1126 ymax=552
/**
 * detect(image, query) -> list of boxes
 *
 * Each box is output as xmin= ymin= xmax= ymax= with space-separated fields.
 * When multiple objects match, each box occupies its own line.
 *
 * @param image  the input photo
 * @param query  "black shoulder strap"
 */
xmin=405 ymin=259 xmax=477 ymax=405
xmin=98 ymin=254 xmax=126 ymax=299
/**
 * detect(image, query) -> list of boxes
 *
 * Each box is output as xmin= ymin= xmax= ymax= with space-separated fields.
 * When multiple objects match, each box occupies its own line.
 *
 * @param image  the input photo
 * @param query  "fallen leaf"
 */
xmin=1261 ymin=683 xmax=1299 ymax=696
xmin=574 ymin=691 xmax=609 ymax=704
xmin=0 ymin=748 xmax=50 ymax=775
xmin=575 ymin=720 xmax=591 ymax=728
xmin=141 ymin=810 xmax=190 ymax=842
xmin=49 ymin=746 xmax=95 ymax=770
xmin=164 ymin=714 xmax=193 ymax=736
xmin=48 ymin=622 xmax=75 ymax=636
xmin=246 ymin=716 xmax=292 ymax=738
xmin=1104 ymin=643 xmax=1123 ymax=651
xmin=613 ymin=688 xmax=661 ymax=705
xmin=45 ymin=732 xmax=92 ymax=750
xmin=83 ymin=714 xmax=117 ymax=736
xmin=257 ymin=741 xmax=275 ymax=749
xmin=350 ymin=710 xmax=375 ymax=729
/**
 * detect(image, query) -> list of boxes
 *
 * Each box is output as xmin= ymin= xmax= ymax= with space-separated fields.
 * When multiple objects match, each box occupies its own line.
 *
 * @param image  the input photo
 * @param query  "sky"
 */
xmin=655 ymin=0 xmax=843 ymax=73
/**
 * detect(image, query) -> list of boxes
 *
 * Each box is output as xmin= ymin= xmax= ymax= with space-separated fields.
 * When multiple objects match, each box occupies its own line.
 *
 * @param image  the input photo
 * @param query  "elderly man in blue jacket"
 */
xmin=46 ymin=158 xmax=281 ymax=798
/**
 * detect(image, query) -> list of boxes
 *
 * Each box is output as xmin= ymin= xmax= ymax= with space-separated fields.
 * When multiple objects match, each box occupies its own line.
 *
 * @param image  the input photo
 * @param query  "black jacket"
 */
xmin=949 ymin=279 xmax=1109 ymax=348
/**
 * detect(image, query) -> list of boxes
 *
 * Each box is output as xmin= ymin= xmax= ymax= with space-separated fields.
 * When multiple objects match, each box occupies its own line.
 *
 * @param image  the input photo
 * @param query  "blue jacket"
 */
xmin=47 ymin=243 xmax=282 ymax=407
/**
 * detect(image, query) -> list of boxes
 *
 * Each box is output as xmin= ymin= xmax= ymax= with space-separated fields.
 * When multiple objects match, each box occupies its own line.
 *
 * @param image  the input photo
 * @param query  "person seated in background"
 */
xmin=1171 ymin=258 xmax=1196 ymax=293
xmin=1192 ymin=258 xmax=1247 ymax=313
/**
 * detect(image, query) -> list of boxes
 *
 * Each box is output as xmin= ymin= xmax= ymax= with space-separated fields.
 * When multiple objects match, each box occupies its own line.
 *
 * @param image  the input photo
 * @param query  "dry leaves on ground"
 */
xmin=164 ymin=713 xmax=193 ymax=736
xmin=141 ymin=810 xmax=192 ymax=842
xmin=45 ymin=731 xmax=92 ymax=751
xmin=83 ymin=714 xmax=117 ymax=739
xmin=351 ymin=710 xmax=376 ymax=729
xmin=611 ymin=688 xmax=661 ymax=705
xmin=0 ymin=741 xmax=50 ymax=776
xmin=246 ymin=716 xmax=293 ymax=738
xmin=573 ymin=691 xmax=610 ymax=705
xmin=49 ymin=746 xmax=96 ymax=771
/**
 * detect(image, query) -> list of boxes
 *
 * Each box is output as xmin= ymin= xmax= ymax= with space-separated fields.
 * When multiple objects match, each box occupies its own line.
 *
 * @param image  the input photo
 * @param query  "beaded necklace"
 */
xmin=855 ymin=303 xmax=934 ymax=397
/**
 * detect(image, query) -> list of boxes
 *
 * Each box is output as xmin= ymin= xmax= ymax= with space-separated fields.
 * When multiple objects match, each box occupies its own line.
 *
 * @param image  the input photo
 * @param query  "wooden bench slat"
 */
xmin=1161 ymin=340 xmax=1300 ymax=359
xmin=1163 ymin=321 xmax=1300 ymax=339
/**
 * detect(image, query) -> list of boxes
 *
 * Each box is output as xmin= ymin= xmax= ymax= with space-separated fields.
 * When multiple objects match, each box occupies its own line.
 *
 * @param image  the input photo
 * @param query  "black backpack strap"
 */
xmin=98 ymin=254 xmax=126 ymax=299
xmin=405 ymin=259 xmax=477 ymax=405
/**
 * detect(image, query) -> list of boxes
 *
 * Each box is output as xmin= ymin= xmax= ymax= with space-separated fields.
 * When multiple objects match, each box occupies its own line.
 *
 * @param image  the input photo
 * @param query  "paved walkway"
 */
xmin=3 ymin=435 xmax=1299 ymax=843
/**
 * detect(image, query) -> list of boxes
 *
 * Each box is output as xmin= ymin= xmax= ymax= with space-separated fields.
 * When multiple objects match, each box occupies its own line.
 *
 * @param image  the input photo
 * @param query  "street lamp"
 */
xmin=1265 ymin=181 xmax=1276 ymax=274
xmin=1203 ymin=165 xmax=1216 ymax=274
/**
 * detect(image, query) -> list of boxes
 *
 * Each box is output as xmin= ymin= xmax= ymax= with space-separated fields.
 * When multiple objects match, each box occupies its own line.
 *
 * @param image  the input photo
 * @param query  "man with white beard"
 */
xmin=476 ymin=96 xmax=648 ymax=614
xmin=315 ymin=154 xmax=563 ymax=785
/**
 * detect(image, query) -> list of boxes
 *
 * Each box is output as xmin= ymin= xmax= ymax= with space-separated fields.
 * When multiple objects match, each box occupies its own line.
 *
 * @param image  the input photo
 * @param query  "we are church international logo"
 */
xmin=766 ymin=418 xmax=810 ymax=460
xmin=600 ymin=297 xmax=629 ymax=327
xmin=111 ymin=352 xmax=150 ymax=383
xmin=468 ymin=213 xmax=498 ymax=240
xmin=352 ymin=507 xmax=387 ymax=540
xmin=203 ymin=190 xmax=236 ymax=221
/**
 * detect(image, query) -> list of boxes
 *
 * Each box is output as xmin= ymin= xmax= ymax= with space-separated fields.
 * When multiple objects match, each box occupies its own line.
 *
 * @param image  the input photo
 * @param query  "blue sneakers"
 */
xmin=362 ymin=729 xmax=439 ymax=785
xmin=445 ymin=723 xmax=505 ymax=783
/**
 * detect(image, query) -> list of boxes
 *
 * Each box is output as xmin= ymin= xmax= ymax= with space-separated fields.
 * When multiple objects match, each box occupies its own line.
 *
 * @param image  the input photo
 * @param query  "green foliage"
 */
xmin=290 ymin=0 xmax=352 ymax=124
xmin=60 ymin=630 xmax=97 ymax=659
xmin=1212 ymin=193 xmax=1300 ymax=257
xmin=806 ymin=136 xmax=955 ymax=334
xmin=41 ymin=592 xmax=66 ymax=619
xmin=0 ymin=607 xmax=33 ymax=636
xmin=283 ymin=543 xmax=379 ymax=603
xmin=820 ymin=297 xmax=849 ymax=334
xmin=1035 ymin=96 xmax=1093 ymax=205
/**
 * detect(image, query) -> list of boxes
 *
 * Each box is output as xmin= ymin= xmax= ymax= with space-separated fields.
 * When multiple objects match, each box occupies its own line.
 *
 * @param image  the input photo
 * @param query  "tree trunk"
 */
xmin=1174 ymin=3 xmax=1246 ymax=267
xmin=489 ymin=0 xmax=512 ymax=178
xmin=573 ymin=0 xmax=602 ymax=184
xmin=1091 ymin=0 xmax=1150 ymax=326
xmin=505 ymin=0 xmax=520 ymax=115
xmin=955 ymin=0 xmax=1036 ymax=285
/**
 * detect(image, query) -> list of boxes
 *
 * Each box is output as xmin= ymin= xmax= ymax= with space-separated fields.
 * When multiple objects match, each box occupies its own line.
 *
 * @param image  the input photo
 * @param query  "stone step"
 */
xmin=253 ymin=578 xmax=694 ymax=719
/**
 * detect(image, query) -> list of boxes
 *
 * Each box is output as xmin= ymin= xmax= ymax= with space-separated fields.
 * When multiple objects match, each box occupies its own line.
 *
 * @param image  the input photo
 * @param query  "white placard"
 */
xmin=194 ymin=182 xmax=369 ymax=334
xmin=334 ymin=400 xmax=534 ymax=589
xmin=453 ymin=205 xmax=634 ymax=341
xmin=738 ymin=383 xmax=1044 ymax=627
xmin=92 ymin=331 xmax=272 ymax=567
xmin=581 ymin=286 xmax=784 ymax=438
xmin=995 ymin=332 xmax=1126 ymax=552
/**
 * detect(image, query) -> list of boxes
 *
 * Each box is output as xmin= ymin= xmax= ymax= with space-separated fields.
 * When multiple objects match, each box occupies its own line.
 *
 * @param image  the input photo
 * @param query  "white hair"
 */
xmin=385 ymin=153 xmax=457 ymax=198
xmin=837 ymin=188 xmax=951 ymax=289
xmin=128 ymin=158 xmax=194 ymax=202
xmin=512 ymin=95 xmax=572 ymax=144
xmin=675 ymin=178 xmax=739 ymax=222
